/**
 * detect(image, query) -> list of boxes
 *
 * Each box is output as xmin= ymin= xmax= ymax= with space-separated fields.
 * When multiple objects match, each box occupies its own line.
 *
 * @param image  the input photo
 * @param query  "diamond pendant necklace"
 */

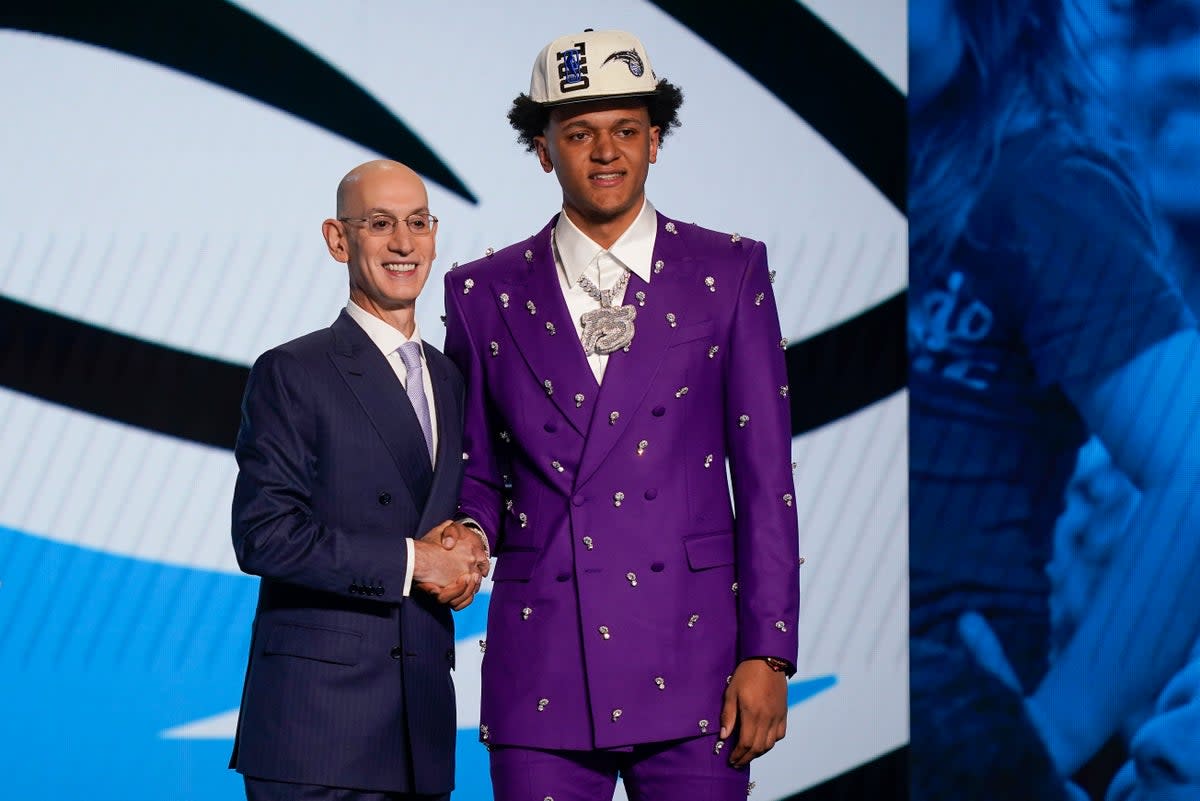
xmin=554 ymin=233 xmax=638 ymax=356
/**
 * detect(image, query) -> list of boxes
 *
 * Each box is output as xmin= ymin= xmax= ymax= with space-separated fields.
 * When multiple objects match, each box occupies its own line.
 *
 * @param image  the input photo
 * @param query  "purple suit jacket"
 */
xmin=444 ymin=213 xmax=799 ymax=751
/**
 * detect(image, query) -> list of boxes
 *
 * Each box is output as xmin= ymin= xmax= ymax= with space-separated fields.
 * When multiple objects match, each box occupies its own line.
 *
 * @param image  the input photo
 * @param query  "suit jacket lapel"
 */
xmin=328 ymin=311 xmax=434 ymax=511
xmin=577 ymin=214 xmax=697 ymax=487
xmin=494 ymin=219 xmax=597 ymax=437
xmin=416 ymin=347 xmax=462 ymax=536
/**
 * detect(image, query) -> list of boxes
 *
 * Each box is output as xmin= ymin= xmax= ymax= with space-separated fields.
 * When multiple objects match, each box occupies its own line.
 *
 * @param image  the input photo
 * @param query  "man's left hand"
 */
xmin=720 ymin=658 xmax=789 ymax=768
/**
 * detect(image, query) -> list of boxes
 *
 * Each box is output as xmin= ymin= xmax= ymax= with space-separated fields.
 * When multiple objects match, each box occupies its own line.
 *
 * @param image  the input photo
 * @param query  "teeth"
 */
xmin=593 ymin=173 xmax=621 ymax=180
xmin=383 ymin=263 xmax=416 ymax=274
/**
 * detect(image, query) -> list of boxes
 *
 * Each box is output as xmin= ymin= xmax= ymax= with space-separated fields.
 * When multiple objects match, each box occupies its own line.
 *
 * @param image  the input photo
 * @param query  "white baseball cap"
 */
xmin=527 ymin=29 xmax=659 ymax=107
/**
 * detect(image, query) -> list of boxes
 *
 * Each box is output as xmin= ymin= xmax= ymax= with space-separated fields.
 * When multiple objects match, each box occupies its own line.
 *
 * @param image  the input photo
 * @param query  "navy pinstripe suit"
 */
xmin=230 ymin=309 xmax=465 ymax=795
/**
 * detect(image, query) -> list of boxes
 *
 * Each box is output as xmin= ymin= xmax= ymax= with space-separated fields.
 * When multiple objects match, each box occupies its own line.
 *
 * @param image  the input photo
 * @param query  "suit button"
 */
xmin=651 ymin=562 xmax=665 ymax=572
xmin=350 ymin=584 xmax=361 ymax=594
xmin=390 ymin=646 xmax=403 ymax=659
xmin=644 ymin=489 xmax=658 ymax=500
xmin=652 ymin=406 xmax=666 ymax=417
xmin=544 ymin=421 xmax=558 ymax=433
xmin=556 ymin=573 xmax=571 ymax=582
xmin=378 ymin=492 xmax=391 ymax=506
xmin=572 ymin=495 xmax=585 ymax=507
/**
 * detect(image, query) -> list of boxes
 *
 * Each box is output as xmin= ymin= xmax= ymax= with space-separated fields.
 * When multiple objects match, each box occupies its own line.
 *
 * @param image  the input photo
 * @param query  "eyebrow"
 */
xmin=363 ymin=206 xmax=430 ymax=217
xmin=562 ymin=117 xmax=646 ymax=130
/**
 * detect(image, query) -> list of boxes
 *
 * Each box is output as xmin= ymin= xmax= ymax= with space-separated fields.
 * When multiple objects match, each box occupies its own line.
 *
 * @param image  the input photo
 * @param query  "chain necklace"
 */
xmin=553 ymin=233 xmax=638 ymax=356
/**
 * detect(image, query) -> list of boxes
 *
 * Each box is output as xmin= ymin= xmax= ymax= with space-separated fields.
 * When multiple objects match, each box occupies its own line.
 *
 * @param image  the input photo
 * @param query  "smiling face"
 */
xmin=534 ymin=99 xmax=659 ymax=248
xmin=322 ymin=160 xmax=436 ymax=334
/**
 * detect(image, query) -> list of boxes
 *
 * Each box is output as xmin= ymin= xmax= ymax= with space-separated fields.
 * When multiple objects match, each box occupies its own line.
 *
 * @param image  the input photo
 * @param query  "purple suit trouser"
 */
xmin=489 ymin=737 xmax=750 ymax=801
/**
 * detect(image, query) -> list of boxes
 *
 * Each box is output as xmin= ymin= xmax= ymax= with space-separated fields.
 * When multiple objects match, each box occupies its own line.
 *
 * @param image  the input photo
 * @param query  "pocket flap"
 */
xmin=684 ymin=531 xmax=734 ymax=570
xmin=263 ymin=623 xmax=362 ymax=665
xmin=671 ymin=320 xmax=716 ymax=346
xmin=492 ymin=548 xmax=541 ymax=581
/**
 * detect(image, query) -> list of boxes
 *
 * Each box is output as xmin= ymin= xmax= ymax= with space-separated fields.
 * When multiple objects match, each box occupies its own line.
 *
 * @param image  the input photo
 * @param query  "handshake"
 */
xmin=412 ymin=520 xmax=491 ymax=610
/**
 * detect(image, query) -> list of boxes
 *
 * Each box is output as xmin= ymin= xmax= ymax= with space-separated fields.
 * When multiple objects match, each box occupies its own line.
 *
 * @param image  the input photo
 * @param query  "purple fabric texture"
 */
xmin=443 ymin=213 xmax=800 ymax=752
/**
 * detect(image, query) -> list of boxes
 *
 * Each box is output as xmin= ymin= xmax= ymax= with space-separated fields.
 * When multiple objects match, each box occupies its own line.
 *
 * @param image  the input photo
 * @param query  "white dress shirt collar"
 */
xmin=345 ymin=300 xmax=423 ymax=358
xmin=554 ymin=199 xmax=657 ymax=287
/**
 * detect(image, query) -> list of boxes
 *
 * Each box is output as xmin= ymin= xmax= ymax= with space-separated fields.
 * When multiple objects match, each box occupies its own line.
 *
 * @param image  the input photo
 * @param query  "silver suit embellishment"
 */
xmin=783 ymin=493 xmax=794 ymax=507
xmin=527 ymin=300 xmax=537 ymax=315
xmin=489 ymin=341 xmax=499 ymax=356
xmin=583 ymin=536 xmax=594 ymax=550
xmin=731 ymin=232 xmax=742 ymax=243
xmin=522 ymin=607 xmax=532 ymax=620
xmin=653 ymin=259 xmax=664 ymax=274
xmin=599 ymin=625 xmax=611 ymax=640
xmin=780 ymin=385 xmax=789 ymax=397
xmin=708 ymin=345 xmax=720 ymax=359
xmin=704 ymin=454 xmax=713 ymax=468
xmin=775 ymin=620 xmax=788 ymax=632
xmin=699 ymin=719 xmax=709 ymax=733
xmin=704 ymin=276 xmax=715 ymax=292
xmin=666 ymin=313 xmax=677 ymax=328
xmin=543 ymin=379 xmax=553 ymax=395
xmin=485 ymin=247 xmax=495 ymax=257
xmin=612 ymin=709 xmax=623 ymax=721
xmin=738 ymin=414 xmax=750 ymax=427
xmin=780 ymin=337 xmax=789 ymax=349
xmin=613 ymin=491 xmax=625 ymax=507
xmin=519 ymin=512 xmax=528 ymax=528
xmin=755 ymin=292 xmax=765 ymax=306
xmin=479 ymin=639 xmax=487 ymax=652
xmin=731 ymin=582 xmax=739 ymax=594
xmin=636 ymin=440 xmax=648 ymax=456
xmin=626 ymin=571 xmax=638 ymax=587
xmin=463 ymin=278 xmax=474 ymax=294
xmin=551 ymin=460 xmax=564 ymax=473
xmin=675 ymin=386 xmax=688 ymax=398
xmin=655 ymin=676 xmax=666 ymax=690
xmin=574 ymin=393 xmax=585 ymax=408
xmin=537 ymin=698 xmax=549 ymax=711
xmin=635 ymin=290 xmax=646 ymax=307
xmin=687 ymin=614 xmax=700 ymax=627
xmin=609 ymin=411 xmax=620 ymax=425
xmin=500 ymin=292 xmax=510 ymax=308
xmin=665 ymin=222 xmax=677 ymax=235
xmin=545 ymin=322 xmax=556 ymax=335
xmin=769 ymin=270 xmax=777 ymax=284
xmin=714 ymin=740 xmax=725 ymax=754
xmin=524 ymin=249 xmax=533 ymax=262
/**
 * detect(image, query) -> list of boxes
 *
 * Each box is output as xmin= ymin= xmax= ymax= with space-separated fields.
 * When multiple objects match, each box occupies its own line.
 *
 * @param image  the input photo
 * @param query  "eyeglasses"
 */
xmin=338 ymin=212 xmax=439 ymax=237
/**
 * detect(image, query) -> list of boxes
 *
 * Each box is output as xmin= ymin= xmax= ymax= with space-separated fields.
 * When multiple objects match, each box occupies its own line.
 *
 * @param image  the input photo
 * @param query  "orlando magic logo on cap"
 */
xmin=528 ymin=29 xmax=659 ymax=107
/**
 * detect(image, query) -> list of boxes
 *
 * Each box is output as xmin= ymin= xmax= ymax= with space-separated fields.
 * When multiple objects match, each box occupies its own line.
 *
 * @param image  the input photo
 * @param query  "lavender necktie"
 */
xmin=396 ymin=341 xmax=434 ymax=460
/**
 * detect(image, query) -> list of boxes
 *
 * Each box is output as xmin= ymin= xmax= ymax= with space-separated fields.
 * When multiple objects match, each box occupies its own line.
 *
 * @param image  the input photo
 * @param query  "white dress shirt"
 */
xmin=345 ymin=300 xmax=440 ymax=596
xmin=553 ymin=199 xmax=658 ymax=382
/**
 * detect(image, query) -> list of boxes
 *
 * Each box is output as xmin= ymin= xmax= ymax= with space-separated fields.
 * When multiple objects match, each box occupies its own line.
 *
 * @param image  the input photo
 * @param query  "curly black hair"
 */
xmin=507 ymin=78 xmax=684 ymax=152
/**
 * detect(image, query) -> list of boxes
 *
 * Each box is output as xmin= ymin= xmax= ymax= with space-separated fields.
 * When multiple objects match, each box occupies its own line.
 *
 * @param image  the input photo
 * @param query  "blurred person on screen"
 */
xmin=441 ymin=28 xmax=799 ymax=801
xmin=907 ymin=0 xmax=1200 ymax=798
xmin=228 ymin=160 xmax=488 ymax=801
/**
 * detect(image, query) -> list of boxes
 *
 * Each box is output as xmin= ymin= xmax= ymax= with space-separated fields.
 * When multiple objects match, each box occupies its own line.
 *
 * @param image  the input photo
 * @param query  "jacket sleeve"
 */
xmin=443 ymin=273 xmax=505 ymax=550
xmin=724 ymin=241 xmax=801 ymax=667
xmin=230 ymin=348 xmax=410 ymax=602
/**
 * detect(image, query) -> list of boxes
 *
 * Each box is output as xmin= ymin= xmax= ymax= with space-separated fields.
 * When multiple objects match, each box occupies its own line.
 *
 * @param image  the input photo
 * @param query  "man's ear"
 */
xmin=534 ymin=136 xmax=554 ymax=174
xmin=322 ymin=219 xmax=350 ymax=263
xmin=648 ymin=125 xmax=660 ymax=165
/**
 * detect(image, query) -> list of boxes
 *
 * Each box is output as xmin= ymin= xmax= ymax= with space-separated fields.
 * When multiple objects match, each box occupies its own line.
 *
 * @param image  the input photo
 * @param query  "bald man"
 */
xmin=230 ymin=160 xmax=487 ymax=801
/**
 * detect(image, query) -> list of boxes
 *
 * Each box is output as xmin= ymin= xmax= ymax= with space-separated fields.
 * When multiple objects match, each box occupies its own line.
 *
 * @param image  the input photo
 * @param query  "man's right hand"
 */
xmin=412 ymin=521 xmax=487 ymax=610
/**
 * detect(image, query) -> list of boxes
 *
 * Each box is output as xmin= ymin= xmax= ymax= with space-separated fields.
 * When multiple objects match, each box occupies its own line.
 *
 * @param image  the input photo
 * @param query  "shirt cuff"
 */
xmin=403 ymin=538 xmax=415 ymax=596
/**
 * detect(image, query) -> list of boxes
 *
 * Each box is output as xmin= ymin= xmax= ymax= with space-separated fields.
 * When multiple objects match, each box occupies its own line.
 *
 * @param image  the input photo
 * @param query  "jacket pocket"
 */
xmin=262 ymin=622 xmax=362 ymax=665
xmin=684 ymin=531 xmax=735 ymax=570
xmin=670 ymin=320 xmax=716 ymax=347
xmin=491 ymin=548 xmax=541 ymax=581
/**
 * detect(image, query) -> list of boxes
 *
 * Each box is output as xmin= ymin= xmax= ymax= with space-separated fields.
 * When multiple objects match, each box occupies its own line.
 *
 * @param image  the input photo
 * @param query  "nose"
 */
xmin=591 ymin=131 xmax=618 ymax=163
xmin=387 ymin=224 xmax=414 ymax=253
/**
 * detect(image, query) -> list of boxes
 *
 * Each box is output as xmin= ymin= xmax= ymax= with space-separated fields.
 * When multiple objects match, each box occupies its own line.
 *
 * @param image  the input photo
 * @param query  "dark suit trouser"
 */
xmin=244 ymin=776 xmax=449 ymax=801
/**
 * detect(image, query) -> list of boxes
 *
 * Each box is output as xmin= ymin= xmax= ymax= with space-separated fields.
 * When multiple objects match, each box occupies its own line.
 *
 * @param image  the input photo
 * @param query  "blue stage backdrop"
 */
xmin=0 ymin=2 xmax=906 ymax=798
xmin=908 ymin=1 xmax=1200 ymax=800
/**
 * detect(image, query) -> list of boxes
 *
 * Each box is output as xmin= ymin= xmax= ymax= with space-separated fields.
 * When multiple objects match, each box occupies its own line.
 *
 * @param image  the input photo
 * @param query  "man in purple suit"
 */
xmin=443 ymin=29 xmax=800 ymax=801
xmin=230 ymin=160 xmax=489 ymax=801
